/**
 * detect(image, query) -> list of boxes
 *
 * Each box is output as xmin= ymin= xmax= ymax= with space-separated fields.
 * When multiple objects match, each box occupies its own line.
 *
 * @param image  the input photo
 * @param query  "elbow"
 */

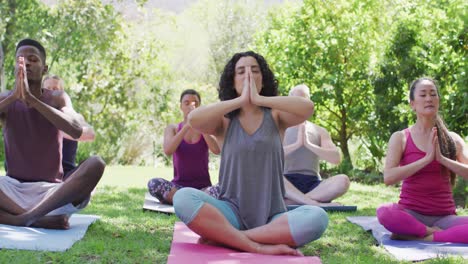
xmin=383 ymin=175 xmax=395 ymax=186
xmin=212 ymin=148 xmax=221 ymax=155
xmin=328 ymin=151 xmax=341 ymax=165
xmin=81 ymin=127 xmax=96 ymax=142
xmin=163 ymin=148 xmax=173 ymax=156
xmin=69 ymin=125 xmax=83 ymax=140
xmin=330 ymin=154 xmax=342 ymax=165
xmin=305 ymin=100 xmax=314 ymax=119
xmin=187 ymin=111 xmax=199 ymax=130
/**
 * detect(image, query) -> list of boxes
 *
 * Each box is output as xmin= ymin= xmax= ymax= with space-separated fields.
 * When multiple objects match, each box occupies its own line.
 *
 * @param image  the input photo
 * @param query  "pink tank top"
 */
xmin=4 ymin=89 xmax=63 ymax=183
xmin=398 ymin=128 xmax=455 ymax=215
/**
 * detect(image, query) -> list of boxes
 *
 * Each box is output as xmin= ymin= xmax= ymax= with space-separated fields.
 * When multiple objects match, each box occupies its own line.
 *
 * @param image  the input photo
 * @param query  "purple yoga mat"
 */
xmin=347 ymin=216 xmax=468 ymax=261
xmin=167 ymin=222 xmax=322 ymax=264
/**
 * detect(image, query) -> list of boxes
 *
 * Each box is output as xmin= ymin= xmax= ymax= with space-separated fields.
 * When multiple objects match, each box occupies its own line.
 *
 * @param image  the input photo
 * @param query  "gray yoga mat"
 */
xmin=143 ymin=192 xmax=175 ymax=214
xmin=287 ymin=204 xmax=357 ymax=212
xmin=347 ymin=216 xmax=468 ymax=261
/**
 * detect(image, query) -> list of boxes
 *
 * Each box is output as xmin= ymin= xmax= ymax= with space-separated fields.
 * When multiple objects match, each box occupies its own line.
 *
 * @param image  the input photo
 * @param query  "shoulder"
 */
xmin=0 ymin=90 xmax=12 ymax=100
xmin=165 ymin=123 xmax=178 ymax=133
xmin=389 ymin=129 xmax=407 ymax=151
xmin=449 ymin=131 xmax=466 ymax=151
xmin=45 ymin=89 xmax=70 ymax=108
xmin=306 ymin=122 xmax=327 ymax=136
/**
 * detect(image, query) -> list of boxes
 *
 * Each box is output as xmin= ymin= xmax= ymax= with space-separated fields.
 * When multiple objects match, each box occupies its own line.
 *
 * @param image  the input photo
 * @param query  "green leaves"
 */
xmin=257 ymin=0 xmax=466 ymax=173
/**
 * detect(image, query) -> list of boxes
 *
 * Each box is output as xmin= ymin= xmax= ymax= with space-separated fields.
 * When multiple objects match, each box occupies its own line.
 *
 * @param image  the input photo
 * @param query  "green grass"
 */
xmin=0 ymin=166 xmax=466 ymax=263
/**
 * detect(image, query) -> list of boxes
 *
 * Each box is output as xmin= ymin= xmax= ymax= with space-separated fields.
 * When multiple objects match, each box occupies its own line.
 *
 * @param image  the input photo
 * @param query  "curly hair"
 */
xmin=409 ymin=77 xmax=457 ymax=186
xmin=218 ymin=51 xmax=278 ymax=119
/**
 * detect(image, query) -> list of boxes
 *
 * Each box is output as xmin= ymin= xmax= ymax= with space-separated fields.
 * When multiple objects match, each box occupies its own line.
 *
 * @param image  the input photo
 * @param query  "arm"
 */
xmin=383 ymin=130 xmax=435 ymax=185
xmin=163 ymin=123 xmax=190 ymax=156
xmin=0 ymin=92 xmax=16 ymax=113
xmin=436 ymin=132 xmax=468 ymax=179
xmin=188 ymin=74 xmax=248 ymax=136
xmin=283 ymin=124 xmax=304 ymax=156
xmin=202 ymin=134 xmax=221 ymax=155
xmin=253 ymin=96 xmax=314 ymax=131
xmin=304 ymin=126 xmax=341 ymax=164
xmin=248 ymin=68 xmax=314 ymax=130
xmin=26 ymin=91 xmax=84 ymax=139
xmin=62 ymin=114 xmax=95 ymax=142
xmin=0 ymin=58 xmax=27 ymax=113
xmin=14 ymin=57 xmax=83 ymax=138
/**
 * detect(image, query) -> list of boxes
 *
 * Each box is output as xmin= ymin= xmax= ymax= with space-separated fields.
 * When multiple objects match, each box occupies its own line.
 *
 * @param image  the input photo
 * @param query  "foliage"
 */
xmin=0 ymin=0 xmax=173 ymax=164
xmin=257 ymin=0 xmax=392 ymax=168
xmin=374 ymin=0 xmax=467 ymax=147
xmin=187 ymin=0 xmax=268 ymax=85
xmin=0 ymin=0 xmax=465 ymax=171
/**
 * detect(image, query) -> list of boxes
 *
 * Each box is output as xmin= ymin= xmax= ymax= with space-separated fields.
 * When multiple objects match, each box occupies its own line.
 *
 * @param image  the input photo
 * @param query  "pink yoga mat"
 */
xmin=167 ymin=222 xmax=322 ymax=264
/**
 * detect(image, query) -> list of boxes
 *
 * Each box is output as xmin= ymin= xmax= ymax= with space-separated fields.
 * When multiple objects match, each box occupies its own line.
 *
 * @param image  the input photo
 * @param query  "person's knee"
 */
xmin=336 ymin=174 xmax=350 ymax=193
xmin=289 ymin=205 xmax=329 ymax=247
xmin=88 ymin=155 xmax=106 ymax=174
xmin=376 ymin=203 xmax=394 ymax=225
xmin=173 ymin=188 xmax=205 ymax=225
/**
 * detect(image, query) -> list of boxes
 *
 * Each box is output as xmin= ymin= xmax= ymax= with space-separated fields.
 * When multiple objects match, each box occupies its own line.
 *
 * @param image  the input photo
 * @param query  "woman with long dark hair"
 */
xmin=377 ymin=77 xmax=468 ymax=243
xmin=172 ymin=51 xmax=328 ymax=255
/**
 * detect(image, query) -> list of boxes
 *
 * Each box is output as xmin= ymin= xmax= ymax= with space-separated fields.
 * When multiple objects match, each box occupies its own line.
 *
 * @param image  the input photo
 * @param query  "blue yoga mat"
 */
xmin=0 ymin=214 xmax=99 ymax=252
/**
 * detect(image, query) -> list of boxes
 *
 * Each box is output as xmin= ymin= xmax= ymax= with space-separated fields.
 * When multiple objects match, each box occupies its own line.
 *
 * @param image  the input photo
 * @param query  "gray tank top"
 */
xmin=219 ymin=108 xmax=286 ymax=229
xmin=283 ymin=122 xmax=321 ymax=179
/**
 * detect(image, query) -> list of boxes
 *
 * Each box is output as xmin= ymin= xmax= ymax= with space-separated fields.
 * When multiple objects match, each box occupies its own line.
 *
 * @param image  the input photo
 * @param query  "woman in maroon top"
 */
xmin=147 ymin=89 xmax=220 ymax=204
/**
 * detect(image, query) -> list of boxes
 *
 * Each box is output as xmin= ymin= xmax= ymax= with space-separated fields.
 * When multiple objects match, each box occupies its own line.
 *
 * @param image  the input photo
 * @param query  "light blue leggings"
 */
xmin=173 ymin=187 xmax=329 ymax=247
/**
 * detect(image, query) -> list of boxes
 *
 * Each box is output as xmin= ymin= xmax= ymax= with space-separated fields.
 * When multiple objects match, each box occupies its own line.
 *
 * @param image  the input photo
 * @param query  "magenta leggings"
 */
xmin=376 ymin=203 xmax=468 ymax=243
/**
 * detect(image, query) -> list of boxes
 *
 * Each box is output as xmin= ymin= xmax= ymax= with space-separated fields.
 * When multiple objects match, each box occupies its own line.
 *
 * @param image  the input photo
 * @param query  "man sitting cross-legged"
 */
xmin=0 ymin=38 xmax=105 ymax=229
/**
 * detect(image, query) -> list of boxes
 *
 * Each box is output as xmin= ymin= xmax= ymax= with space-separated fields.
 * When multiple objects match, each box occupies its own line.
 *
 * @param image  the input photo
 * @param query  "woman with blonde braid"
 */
xmin=377 ymin=77 xmax=468 ymax=243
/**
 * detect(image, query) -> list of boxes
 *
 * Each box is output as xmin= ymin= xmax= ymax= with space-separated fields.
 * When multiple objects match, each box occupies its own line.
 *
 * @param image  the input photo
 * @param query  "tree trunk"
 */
xmin=339 ymin=108 xmax=352 ymax=168
xmin=0 ymin=42 xmax=4 ymax=91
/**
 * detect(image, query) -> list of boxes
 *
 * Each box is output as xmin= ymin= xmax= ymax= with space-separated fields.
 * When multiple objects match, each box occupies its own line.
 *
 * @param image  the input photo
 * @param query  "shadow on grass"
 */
xmin=0 ymin=186 xmax=177 ymax=264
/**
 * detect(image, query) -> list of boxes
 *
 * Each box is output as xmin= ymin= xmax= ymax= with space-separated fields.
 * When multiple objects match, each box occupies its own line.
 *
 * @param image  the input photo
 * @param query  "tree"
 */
xmin=257 ymin=0 xmax=392 ymax=168
xmin=0 ymin=0 xmax=172 ymax=165
xmin=186 ymin=0 xmax=268 ymax=85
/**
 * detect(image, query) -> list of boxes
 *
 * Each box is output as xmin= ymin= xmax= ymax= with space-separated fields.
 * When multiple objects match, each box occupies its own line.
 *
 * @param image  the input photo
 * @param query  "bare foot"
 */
xmin=31 ymin=215 xmax=70 ymax=230
xmin=198 ymin=237 xmax=222 ymax=246
xmin=256 ymin=244 xmax=303 ymax=256
xmin=426 ymin=226 xmax=442 ymax=236
xmin=0 ymin=210 xmax=28 ymax=226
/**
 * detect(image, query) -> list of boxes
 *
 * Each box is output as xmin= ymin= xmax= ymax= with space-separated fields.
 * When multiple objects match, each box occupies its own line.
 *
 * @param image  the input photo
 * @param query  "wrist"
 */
xmin=25 ymin=94 xmax=39 ymax=107
xmin=438 ymin=155 xmax=448 ymax=166
xmin=251 ymin=94 xmax=264 ymax=106
xmin=234 ymin=96 xmax=246 ymax=108
xmin=422 ymin=154 xmax=433 ymax=165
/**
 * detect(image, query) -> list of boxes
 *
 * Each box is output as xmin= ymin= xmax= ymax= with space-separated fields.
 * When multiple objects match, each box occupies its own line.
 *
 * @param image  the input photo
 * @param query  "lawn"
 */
xmin=0 ymin=166 xmax=466 ymax=263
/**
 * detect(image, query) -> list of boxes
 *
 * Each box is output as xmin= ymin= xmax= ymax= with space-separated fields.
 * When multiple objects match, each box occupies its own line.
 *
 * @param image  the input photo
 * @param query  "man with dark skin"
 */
xmin=0 ymin=39 xmax=106 ymax=229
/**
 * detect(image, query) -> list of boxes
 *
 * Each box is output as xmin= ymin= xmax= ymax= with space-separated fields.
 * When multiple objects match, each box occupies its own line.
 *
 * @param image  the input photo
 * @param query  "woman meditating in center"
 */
xmin=173 ymin=51 xmax=328 ymax=255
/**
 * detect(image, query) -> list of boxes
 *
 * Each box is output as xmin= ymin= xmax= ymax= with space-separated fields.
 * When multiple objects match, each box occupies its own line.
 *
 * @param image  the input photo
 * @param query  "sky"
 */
xmin=41 ymin=0 xmax=299 ymax=19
